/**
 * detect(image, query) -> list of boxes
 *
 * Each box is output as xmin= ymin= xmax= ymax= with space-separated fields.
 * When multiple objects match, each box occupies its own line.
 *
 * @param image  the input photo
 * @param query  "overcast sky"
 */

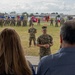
xmin=0 ymin=0 xmax=75 ymax=14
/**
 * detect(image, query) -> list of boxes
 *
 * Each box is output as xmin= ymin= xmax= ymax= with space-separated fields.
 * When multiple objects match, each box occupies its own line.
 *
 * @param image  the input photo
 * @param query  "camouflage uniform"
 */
xmin=23 ymin=14 xmax=28 ymax=26
xmin=4 ymin=17 xmax=10 ymax=26
xmin=28 ymin=27 xmax=37 ymax=47
xmin=37 ymin=34 xmax=53 ymax=59
xmin=60 ymin=18 xmax=65 ymax=26
xmin=10 ymin=18 xmax=15 ymax=26
xmin=17 ymin=20 xmax=21 ymax=26
xmin=37 ymin=18 xmax=40 ymax=25
xmin=50 ymin=18 xmax=53 ymax=26
xmin=0 ymin=18 xmax=3 ymax=26
xmin=55 ymin=19 xmax=58 ymax=27
xmin=16 ymin=16 xmax=21 ymax=26
xmin=23 ymin=19 xmax=27 ymax=26
xmin=29 ymin=19 xmax=33 ymax=27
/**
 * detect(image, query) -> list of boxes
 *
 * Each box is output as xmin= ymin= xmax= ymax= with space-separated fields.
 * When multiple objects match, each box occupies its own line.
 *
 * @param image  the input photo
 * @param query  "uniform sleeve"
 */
xmin=49 ymin=35 xmax=53 ymax=44
xmin=37 ymin=37 xmax=41 ymax=44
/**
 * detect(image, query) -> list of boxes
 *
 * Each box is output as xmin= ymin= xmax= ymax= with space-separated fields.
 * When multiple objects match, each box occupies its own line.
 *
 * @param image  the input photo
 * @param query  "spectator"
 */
xmin=0 ymin=28 xmax=34 ymax=75
xmin=37 ymin=20 xmax=75 ymax=75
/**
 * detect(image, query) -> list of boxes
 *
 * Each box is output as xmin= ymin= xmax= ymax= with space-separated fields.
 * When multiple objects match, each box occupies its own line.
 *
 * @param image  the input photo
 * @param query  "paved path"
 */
xmin=25 ymin=56 xmax=39 ymax=65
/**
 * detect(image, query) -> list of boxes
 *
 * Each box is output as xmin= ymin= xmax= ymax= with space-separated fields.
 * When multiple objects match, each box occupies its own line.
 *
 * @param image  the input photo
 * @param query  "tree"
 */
xmin=29 ymin=13 xmax=34 ymax=17
xmin=36 ymin=12 xmax=38 ymax=14
xmin=22 ymin=12 xmax=28 ymax=17
xmin=10 ymin=11 xmax=16 ymax=14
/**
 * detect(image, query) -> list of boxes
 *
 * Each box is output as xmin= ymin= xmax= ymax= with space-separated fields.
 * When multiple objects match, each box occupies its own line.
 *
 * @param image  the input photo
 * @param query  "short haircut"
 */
xmin=60 ymin=20 xmax=75 ymax=44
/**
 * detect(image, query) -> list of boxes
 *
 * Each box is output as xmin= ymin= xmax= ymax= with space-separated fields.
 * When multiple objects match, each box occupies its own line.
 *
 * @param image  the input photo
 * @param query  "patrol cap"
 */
xmin=42 ymin=26 xmax=47 ymax=30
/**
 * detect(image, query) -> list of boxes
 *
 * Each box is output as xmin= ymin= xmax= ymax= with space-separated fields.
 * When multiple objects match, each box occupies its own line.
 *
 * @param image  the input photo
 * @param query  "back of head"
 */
xmin=0 ymin=28 xmax=32 ymax=75
xmin=60 ymin=20 xmax=75 ymax=44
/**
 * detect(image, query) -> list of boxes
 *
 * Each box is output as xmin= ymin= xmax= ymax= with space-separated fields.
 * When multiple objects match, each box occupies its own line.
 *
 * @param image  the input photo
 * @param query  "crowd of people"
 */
xmin=0 ymin=15 xmax=66 ymax=27
xmin=0 ymin=15 xmax=28 ymax=26
xmin=0 ymin=18 xmax=75 ymax=75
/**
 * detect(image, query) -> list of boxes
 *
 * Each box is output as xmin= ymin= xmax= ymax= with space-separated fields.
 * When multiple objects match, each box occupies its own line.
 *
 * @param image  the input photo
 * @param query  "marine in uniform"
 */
xmin=60 ymin=18 xmax=65 ymax=26
xmin=17 ymin=16 xmax=21 ymax=26
xmin=0 ymin=18 xmax=3 ymax=27
xmin=50 ymin=18 xmax=53 ymax=26
xmin=37 ymin=26 xmax=53 ymax=59
xmin=29 ymin=19 xmax=33 ymax=27
xmin=10 ymin=17 xmax=15 ymax=26
xmin=23 ymin=14 xmax=28 ymax=26
xmin=37 ymin=18 xmax=40 ymax=25
xmin=23 ymin=19 xmax=27 ymax=26
xmin=55 ymin=18 xmax=58 ymax=27
xmin=28 ymin=24 xmax=37 ymax=47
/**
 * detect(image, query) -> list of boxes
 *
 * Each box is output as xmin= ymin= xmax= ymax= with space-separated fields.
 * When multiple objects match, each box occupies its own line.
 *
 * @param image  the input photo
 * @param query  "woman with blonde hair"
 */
xmin=0 ymin=28 xmax=33 ymax=75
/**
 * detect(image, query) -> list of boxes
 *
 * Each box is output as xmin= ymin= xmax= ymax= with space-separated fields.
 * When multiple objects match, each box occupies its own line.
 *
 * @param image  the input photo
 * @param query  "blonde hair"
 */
xmin=0 ymin=28 xmax=32 ymax=75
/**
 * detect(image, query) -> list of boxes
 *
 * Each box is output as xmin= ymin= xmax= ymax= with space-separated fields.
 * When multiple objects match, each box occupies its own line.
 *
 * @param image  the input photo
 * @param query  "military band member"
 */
xmin=37 ymin=26 xmax=53 ymax=59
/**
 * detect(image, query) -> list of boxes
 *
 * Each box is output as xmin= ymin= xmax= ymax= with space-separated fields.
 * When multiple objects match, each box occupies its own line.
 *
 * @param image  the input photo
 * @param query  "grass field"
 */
xmin=0 ymin=22 xmax=60 ymax=56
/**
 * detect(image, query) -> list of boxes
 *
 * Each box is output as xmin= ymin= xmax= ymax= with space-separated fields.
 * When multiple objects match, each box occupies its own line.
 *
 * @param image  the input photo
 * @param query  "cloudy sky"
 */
xmin=0 ymin=0 xmax=75 ymax=14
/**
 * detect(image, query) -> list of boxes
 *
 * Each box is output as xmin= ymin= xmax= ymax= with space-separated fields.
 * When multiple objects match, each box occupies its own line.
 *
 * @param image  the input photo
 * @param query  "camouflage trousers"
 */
xmin=17 ymin=21 xmax=21 ymax=26
xmin=0 ymin=21 xmax=3 ymax=26
xmin=29 ymin=37 xmax=36 ymax=46
xmin=55 ymin=23 xmax=58 ymax=27
xmin=39 ymin=48 xmax=51 ymax=59
xmin=23 ymin=20 xmax=27 ymax=26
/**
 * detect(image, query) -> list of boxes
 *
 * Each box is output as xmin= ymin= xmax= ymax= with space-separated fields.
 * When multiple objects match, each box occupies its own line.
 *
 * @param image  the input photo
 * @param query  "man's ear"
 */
xmin=60 ymin=35 xmax=63 ymax=43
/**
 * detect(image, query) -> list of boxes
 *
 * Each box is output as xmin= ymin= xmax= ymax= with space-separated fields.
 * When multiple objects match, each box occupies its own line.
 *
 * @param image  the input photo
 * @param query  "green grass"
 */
xmin=0 ymin=22 xmax=60 ymax=56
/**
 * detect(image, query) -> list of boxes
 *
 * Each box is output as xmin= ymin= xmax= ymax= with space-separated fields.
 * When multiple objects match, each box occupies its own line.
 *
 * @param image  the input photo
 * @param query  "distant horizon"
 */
xmin=0 ymin=0 xmax=75 ymax=15
xmin=0 ymin=12 xmax=74 ymax=15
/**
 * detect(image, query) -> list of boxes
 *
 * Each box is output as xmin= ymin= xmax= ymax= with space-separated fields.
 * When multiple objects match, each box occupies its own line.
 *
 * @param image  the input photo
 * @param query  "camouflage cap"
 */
xmin=42 ymin=26 xmax=47 ymax=30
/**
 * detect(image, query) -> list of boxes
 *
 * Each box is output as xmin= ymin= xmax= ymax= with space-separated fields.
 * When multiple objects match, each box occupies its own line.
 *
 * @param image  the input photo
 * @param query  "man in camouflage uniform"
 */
xmin=37 ymin=18 xmax=40 ymax=25
xmin=60 ymin=18 xmax=65 ymax=26
xmin=55 ymin=18 xmax=58 ymax=27
xmin=29 ymin=18 xmax=33 ymax=27
xmin=23 ymin=19 xmax=27 ymax=26
xmin=16 ymin=16 xmax=21 ymax=26
xmin=37 ymin=26 xmax=53 ymax=59
xmin=10 ymin=17 xmax=15 ymax=26
xmin=23 ymin=14 xmax=28 ymax=26
xmin=50 ymin=18 xmax=53 ymax=26
xmin=0 ymin=18 xmax=3 ymax=27
xmin=28 ymin=24 xmax=37 ymax=47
